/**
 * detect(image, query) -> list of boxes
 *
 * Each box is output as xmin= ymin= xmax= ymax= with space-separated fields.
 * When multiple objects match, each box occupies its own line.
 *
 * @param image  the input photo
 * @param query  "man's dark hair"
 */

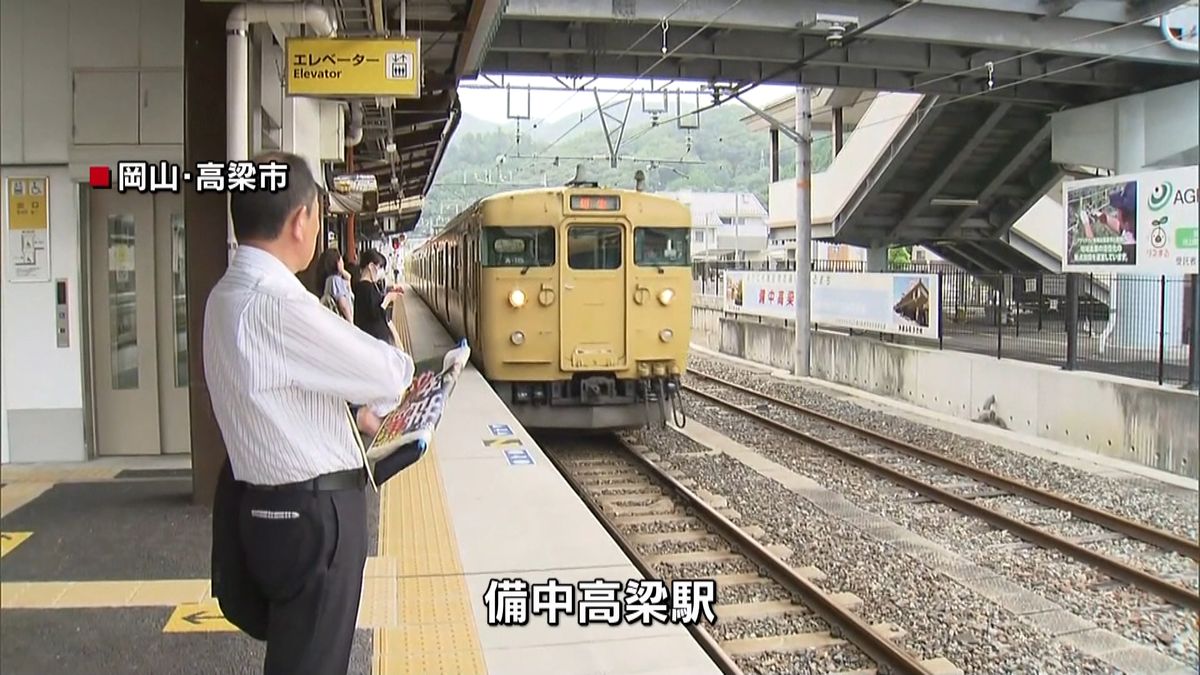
xmin=230 ymin=151 xmax=320 ymax=242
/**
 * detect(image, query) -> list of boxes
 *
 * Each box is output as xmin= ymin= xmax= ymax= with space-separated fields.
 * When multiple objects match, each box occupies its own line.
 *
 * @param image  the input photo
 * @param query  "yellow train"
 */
xmin=407 ymin=171 xmax=691 ymax=430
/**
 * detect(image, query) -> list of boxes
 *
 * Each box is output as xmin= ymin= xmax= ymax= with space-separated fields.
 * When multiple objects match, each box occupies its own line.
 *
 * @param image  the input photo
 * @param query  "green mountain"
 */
xmin=418 ymin=99 xmax=834 ymax=235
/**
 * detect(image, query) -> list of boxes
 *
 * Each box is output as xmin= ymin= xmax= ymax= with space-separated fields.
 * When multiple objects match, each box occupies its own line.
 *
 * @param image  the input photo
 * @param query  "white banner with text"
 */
xmin=723 ymin=270 xmax=941 ymax=340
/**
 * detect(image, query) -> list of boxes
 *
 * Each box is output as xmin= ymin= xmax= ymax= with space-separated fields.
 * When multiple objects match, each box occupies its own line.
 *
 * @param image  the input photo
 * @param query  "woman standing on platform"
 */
xmin=353 ymin=249 xmax=403 ymax=346
xmin=317 ymin=248 xmax=354 ymax=322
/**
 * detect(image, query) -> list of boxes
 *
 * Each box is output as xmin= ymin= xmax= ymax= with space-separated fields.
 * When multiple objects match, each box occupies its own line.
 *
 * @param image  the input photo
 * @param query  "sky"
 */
xmin=457 ymin=75 xmax=797 ymax=125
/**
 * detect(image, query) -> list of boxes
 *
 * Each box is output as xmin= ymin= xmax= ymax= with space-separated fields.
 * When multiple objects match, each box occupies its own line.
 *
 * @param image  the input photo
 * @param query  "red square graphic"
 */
xmin=89 ymin=166 xmax=112 ymax=189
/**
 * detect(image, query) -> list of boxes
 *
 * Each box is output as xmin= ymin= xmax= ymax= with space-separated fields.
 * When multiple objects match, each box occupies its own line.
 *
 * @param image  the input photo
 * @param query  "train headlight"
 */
xmin=508 ymin=289 xmax=527 ymax=308
xmin=511 ymin=331 xmax=525 ymax=345
xmin=659 ymin=329 xmax=674 ymax=342
xmin=657 ymin=288 xmax=675 ymax=306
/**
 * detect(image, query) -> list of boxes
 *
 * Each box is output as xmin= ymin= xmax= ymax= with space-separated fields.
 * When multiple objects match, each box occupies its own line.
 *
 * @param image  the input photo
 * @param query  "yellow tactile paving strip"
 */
xmin=370 ymin=292 xmax=486 ymax=675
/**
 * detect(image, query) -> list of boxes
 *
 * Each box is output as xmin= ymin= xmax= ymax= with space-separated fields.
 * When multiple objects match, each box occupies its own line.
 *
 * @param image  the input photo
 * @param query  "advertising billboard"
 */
xmin=723 ymin=270 xmax=940 ymax=341
xmin=1063 ymin=166 xmax=1198 ymax=274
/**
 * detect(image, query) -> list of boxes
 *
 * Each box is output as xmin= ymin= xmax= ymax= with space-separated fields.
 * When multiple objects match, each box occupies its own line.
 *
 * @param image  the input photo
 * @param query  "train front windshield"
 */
xmin=634 ymin=227 xmax=690 ymax=267
xmin=483 ymin=227 xmax=555 ymax=267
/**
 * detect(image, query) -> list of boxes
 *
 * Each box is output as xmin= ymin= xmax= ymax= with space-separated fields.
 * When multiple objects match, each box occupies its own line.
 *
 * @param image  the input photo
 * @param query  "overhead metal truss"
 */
xmin=484 ymin=0 xmax=1196 ymax=109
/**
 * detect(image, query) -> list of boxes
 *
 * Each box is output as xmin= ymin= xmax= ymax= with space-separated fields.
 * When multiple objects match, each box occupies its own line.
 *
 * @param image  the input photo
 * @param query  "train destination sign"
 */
xmin=285 ymin=37 xmax=421 ymax=98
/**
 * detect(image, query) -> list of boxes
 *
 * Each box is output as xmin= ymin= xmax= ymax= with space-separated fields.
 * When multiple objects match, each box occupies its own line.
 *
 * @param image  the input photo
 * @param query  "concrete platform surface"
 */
xmin=0 ymin=292 xmax=721 ymax=675
xmin=387 ymin=289 xmax=722 ymax=675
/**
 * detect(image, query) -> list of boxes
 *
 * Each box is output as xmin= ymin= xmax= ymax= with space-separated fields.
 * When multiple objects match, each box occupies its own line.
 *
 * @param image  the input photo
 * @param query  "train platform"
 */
xmin=0 ymin=289 xmax=721 ymax=675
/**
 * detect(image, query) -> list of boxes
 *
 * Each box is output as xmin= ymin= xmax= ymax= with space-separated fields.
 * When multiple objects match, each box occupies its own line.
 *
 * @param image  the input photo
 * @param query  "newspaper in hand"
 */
xmin=366 ymin=339 xmax=470 ymax=485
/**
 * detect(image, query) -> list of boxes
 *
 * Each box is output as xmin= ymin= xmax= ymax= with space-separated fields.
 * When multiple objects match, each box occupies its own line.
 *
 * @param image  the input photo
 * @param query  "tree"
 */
xmin=888 ymin=246 xmax=913 ymax=267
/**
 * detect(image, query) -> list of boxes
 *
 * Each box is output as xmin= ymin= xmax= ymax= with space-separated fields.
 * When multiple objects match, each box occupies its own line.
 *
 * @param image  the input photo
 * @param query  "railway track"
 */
xmin=682 ymin=369 xmax=1200 ymax=613
xmin=541 ymin=432 xmax=962 ymax=675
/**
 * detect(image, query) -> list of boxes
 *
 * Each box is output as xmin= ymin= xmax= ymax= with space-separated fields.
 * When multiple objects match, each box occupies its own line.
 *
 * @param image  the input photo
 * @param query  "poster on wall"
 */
xmin=1062 ymin=165 xmax=1198 ymax=274
xmin=723 ymin=270 xmax=940 ymax=341
xmin=5 ymin=177 xmax=51 ymax=282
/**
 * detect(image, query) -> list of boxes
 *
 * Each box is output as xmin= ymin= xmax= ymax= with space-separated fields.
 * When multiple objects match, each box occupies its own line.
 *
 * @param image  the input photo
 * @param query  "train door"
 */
xmin=86 ymin=189 xmax=190 ymax=456
xmin=463 ymin=228 xmax=476 ymax=346
xmin=560 ymin=223 xmax=627 ymax=369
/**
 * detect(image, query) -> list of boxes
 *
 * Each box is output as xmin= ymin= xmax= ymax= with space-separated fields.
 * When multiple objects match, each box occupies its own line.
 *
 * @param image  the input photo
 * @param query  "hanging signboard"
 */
xmin=328 ymin=173 xmax=379 ymax=214
xmin=5 ymin=176 xmax=51 ymax=282
xmin=723 ymin=270 xmax=940 ymax=341
xmin=285 ymin=37 xmax=421 ymax=98
xmin=1062 ymin=165 xmax=1198 ymax=275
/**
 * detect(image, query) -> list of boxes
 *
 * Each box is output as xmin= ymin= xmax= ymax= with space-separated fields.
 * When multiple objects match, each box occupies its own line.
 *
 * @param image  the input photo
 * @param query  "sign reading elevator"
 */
xmin=285 ymin=37 xmax=421 ymax=98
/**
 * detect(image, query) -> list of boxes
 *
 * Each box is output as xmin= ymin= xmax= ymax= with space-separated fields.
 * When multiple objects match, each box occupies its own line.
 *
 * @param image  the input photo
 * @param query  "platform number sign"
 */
xmin=387 ymin=52 xmax=412 ymax=80
xmin=504 ymin=449 xmax=535 ymax=466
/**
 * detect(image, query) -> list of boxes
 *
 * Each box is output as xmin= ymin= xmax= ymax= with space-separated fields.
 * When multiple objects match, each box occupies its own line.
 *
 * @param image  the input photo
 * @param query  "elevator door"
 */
xmin=88 ymin=189 xmax=190 ymax=456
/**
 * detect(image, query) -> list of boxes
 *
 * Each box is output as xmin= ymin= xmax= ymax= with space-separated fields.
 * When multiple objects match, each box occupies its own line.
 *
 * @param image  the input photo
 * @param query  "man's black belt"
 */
xmin=249 ymin=468 xmax=366 ymax=493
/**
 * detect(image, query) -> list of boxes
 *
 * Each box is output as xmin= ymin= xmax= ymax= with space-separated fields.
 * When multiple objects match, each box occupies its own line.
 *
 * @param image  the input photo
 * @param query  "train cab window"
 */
xmin=635 ymin=227 xmax=690 ymax=267
xmin=567 ymin=226 xmax=622 ymax=270
xmin=482 ymin=227 xmax=555 ymax=267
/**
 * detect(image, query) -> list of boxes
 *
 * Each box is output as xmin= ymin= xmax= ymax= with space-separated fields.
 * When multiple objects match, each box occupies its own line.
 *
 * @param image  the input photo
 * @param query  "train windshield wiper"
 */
xmin=520 ymin=265 xmax=531 ymax=275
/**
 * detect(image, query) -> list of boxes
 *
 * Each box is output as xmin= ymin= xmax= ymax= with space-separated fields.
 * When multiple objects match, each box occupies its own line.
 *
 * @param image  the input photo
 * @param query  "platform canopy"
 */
xmin=323 ymin=0 xmax=506 ymax=233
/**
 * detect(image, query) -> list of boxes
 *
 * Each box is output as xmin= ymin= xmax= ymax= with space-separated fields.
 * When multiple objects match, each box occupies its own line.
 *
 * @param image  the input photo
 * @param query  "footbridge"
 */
xmin=473 ymin=0 xmax=1197 ymax=276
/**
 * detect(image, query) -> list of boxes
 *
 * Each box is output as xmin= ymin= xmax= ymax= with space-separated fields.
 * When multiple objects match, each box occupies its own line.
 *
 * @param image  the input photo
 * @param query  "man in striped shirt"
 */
xmin=203 ymin=151 xmax=414 ymax=674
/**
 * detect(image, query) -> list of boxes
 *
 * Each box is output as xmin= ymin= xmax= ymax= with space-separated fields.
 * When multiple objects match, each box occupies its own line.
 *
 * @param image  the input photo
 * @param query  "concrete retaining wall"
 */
xmin=693 ymin=300 xmax=1200 ymax=479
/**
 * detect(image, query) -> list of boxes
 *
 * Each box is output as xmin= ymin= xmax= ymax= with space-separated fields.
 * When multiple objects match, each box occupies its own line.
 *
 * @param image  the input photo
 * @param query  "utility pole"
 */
xmin=794 ymin=85 xmax=813 ymax=377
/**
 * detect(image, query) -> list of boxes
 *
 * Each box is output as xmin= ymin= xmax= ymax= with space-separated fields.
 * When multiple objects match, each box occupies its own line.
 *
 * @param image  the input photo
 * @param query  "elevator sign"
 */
xmin=285 ymin=37 xmax=421 ymax=98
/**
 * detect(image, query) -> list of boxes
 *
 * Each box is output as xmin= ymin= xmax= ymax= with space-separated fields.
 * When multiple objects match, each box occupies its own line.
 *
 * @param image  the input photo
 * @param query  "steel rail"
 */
xmin=542 ymin=444 xmax=746 ymax=675
xmin=687 ymin=369 xmax=1200 ymax=561
xmin=682 ymin=381 xmax=1200 ymax=612
xmin=547 ymin=436 xmax=936 ymax=674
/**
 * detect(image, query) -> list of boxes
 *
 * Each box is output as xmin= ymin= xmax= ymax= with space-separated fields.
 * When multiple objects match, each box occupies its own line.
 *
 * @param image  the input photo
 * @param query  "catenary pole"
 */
xmin=794 ymin=84 xmax=813 ymax=377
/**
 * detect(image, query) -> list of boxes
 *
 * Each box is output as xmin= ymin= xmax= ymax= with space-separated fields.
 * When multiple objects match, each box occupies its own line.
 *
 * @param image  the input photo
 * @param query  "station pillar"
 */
xmin=184 ymin=0 xmax=231 ymax=507
xmin=865 ymin=246 xmax=888 ymax=272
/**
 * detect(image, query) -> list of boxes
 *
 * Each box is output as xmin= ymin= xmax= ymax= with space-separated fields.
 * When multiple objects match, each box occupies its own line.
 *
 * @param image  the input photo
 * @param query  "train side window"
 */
xmin=634 ymin=227 xmax=690 ymax=267
xmin=482 ymin=227 xmax=555 ymax=267
xmin=567 ymin=226 xmax=622 ymax=270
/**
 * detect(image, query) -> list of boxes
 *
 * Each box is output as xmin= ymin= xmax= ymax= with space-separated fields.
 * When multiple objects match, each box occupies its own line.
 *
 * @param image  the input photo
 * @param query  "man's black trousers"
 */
xmin=238 ymin=481 xmax=368 ymax=675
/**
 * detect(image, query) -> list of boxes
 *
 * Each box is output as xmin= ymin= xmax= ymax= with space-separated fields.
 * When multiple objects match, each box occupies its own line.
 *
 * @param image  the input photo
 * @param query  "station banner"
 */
xmin=723 ymin=270 xmax=940 ymax=341
xmin=1062 ymin=165 xmax=1198 ymax=275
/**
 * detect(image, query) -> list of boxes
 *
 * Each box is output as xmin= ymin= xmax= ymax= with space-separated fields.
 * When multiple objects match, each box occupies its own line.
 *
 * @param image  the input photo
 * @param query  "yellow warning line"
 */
xmin=0 ymin=579 xmax=211 ymax=609
xmin=373 ymin=297 xmax=485 ymax=675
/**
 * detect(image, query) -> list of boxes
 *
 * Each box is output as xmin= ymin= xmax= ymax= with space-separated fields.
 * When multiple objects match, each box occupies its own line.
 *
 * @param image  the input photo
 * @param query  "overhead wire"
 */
xmin=492 ymin=0 xmax=696 ymax=162
xmin=618 ymin=0 xmax=926 ymax=145
xmin=533 ymin=0 xmax=752 ymax=158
